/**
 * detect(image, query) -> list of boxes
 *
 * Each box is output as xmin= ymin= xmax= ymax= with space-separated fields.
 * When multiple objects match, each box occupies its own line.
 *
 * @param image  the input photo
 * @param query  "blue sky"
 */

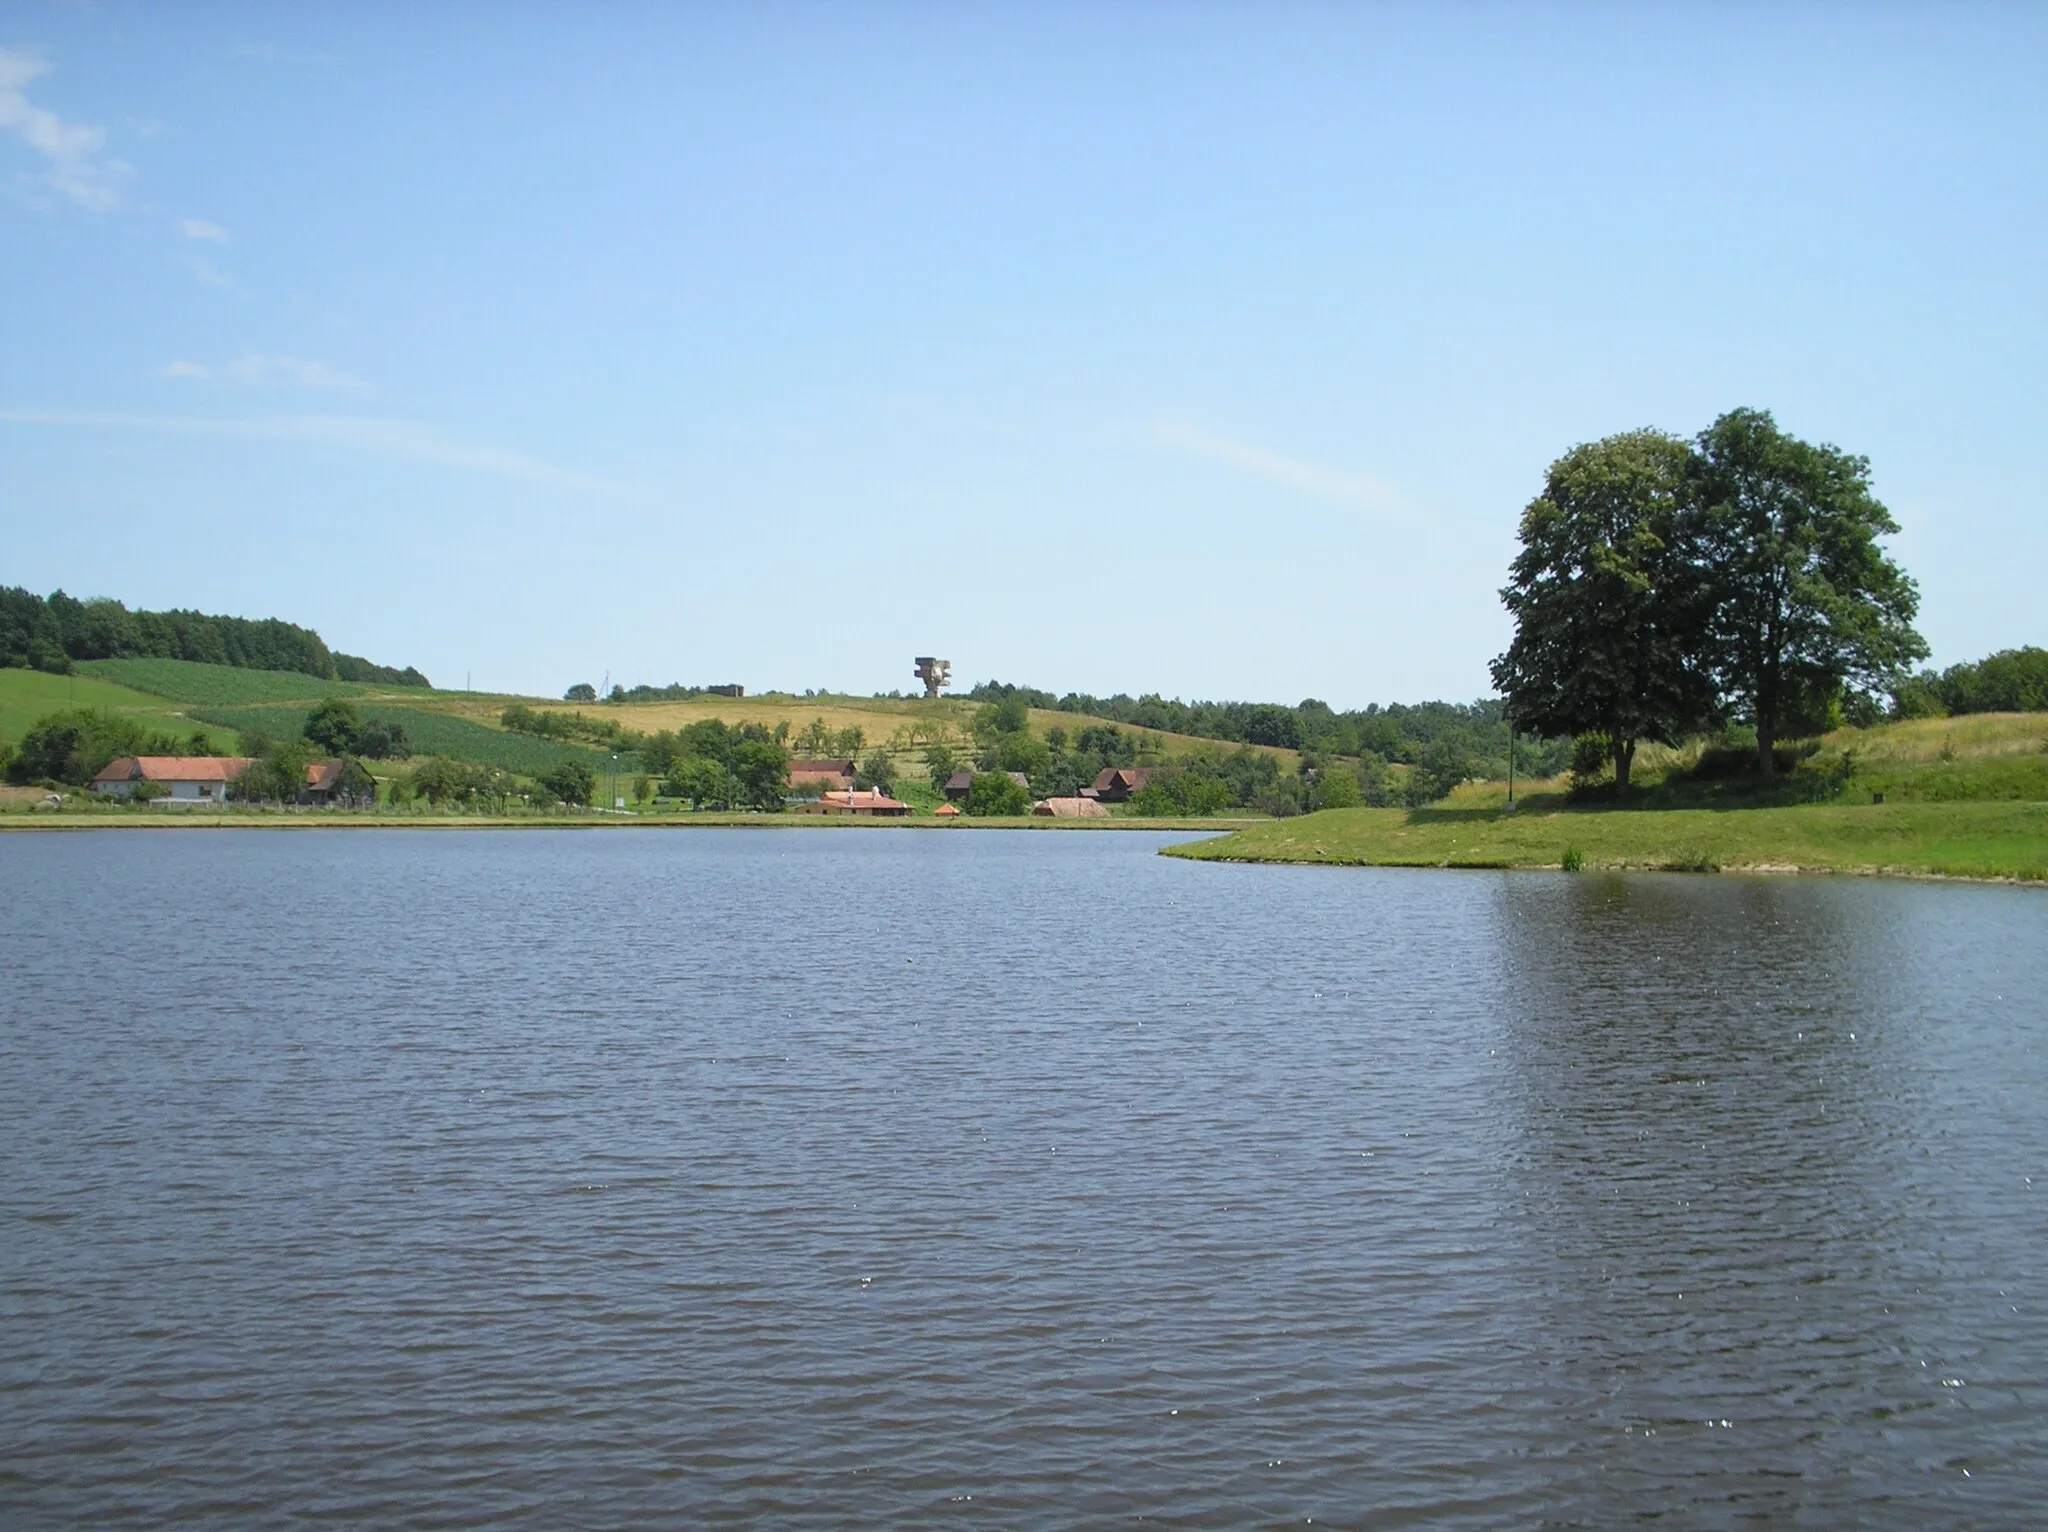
xmin=3 ymin=3 xmax=2041 ymax=705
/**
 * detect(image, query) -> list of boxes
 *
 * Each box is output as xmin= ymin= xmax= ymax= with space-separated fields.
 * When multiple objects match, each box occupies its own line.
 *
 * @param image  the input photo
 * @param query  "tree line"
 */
xmin=0 ymin=587 xmax=430 ymax=687
xmin=1891 ymin=647 xmax=2048 ymax=719
xmin=963 ymin=682 xmax=1568 ymax=785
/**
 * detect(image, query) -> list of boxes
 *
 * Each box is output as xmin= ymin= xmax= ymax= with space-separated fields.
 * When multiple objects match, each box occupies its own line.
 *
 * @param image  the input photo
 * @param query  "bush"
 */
xmin=855 ymin=750 xmax=896 ymax=795
xmin=1569 ymin=733 xmax=1611 ymax=786
xmin=5 ymin=709 xmax=189 ymax=786
xmin=1306 ymin=767 xmax=1361 ymax=812
xmin=664 ymin=757 xmax=735 ymax=809
xmin=539 ymin=759 xmax=597 ymax=806
xmin=398 ymin=757 xmax=516 ymax=809
xmin=965 ymin=771 xmax=1031 ymax=816
xmin=1133 ymin=767 xmax=1234 ymax=817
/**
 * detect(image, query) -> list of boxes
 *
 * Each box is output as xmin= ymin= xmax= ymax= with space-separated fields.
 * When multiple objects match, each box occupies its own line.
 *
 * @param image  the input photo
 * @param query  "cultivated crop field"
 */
xmin=75 ymin=657 xmax=384 ymax=705
xmin=185 ymin=704 xmax=610 ymax=775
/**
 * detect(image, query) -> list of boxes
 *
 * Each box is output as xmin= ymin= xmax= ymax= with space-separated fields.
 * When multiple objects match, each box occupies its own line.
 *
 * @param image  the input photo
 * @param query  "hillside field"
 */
xmin=75 ymin=657 xmax=388 ymax=705
xmin=0 ymin=668 xmax=238 ymax=752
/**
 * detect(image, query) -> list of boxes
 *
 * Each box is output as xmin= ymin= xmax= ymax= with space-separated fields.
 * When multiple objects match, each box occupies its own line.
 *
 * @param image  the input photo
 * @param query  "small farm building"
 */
xmin=1089 ymin=766 xmax=1157 ymax=803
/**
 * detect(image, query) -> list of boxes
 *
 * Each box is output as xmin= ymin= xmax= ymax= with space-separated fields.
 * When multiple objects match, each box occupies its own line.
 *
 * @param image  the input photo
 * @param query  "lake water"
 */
xmin=3 ymin=828 xmax=2045 ymax=1526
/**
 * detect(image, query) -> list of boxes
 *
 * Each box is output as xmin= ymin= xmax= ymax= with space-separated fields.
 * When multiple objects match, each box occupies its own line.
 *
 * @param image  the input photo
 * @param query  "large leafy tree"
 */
xmin=1490 ymin=429 xmax=1715 ymax=792
xmin=1688 ymin=409 xmax=1926 ymax=774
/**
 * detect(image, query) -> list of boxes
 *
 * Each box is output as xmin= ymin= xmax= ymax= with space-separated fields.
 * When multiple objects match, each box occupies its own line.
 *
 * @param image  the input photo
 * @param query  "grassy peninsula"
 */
xmin=1167 ymin=714 xmax=2048 ymax=882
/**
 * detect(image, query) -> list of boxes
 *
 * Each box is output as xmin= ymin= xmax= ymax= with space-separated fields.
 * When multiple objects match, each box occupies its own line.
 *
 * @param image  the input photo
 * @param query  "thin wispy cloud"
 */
xmin=228 ymin=353 xmax=366 ymax=390
xmin=1147 ymin=419 xmax=1407 ymax=516
xmin=0 ymin=408 xmax=627 ymax=495
xmin=0 ymin=48 xmax=127 ymax=209
xmin=156 ymin=353 xmax=364 ymax=389
xmin=180 ymin=218 xmax=227 ymax=242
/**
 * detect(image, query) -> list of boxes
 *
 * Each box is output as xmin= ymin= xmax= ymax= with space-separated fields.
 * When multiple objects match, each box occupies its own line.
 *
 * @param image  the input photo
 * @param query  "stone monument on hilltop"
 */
xmin=913 ymin=657 xmax=951 ymax=699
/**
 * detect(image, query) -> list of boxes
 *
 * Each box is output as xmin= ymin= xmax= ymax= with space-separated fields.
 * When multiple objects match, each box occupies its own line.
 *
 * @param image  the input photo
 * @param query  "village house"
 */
xmin=1088 ymin=766 xmax=1157 ymax=803
xmin=792 ymin=788 xmax=911 ymax=817
xmin=91 ymin=756 xmax=251 ymax=804
xmin=302 ymin=759 xmax=375 ymax=809
xmin=789 ymin=758 xmax=858 ymax=790
xmin=92 ymin=756 xmax=370 ymax=808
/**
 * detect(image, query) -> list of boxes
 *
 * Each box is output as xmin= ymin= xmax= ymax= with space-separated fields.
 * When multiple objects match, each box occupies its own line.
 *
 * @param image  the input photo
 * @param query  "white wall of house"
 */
xmin=91 ymin=776 xmax=231 ymax=803
xmin=164 ymin=780 xmax=228 ymax=803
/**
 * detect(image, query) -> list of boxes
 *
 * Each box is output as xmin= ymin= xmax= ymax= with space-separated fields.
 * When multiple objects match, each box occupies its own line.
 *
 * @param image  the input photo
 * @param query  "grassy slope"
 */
xmin=1172 ymin=714 xmax=2048 ymax=881
xmin=0 ymin=668 xmax=239 ymax=750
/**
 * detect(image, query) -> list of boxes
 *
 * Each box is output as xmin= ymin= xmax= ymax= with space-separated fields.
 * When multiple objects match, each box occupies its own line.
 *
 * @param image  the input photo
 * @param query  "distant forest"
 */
xmin=0 ymin=588 xmax=429 ymax=688
xmin=965 ymin=680 xmax=1566 ymax=779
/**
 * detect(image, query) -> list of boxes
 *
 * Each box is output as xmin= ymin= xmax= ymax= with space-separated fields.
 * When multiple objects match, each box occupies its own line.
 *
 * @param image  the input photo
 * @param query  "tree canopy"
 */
xmin=0 ymin=587 xmax=427 ymax=685
xmin=1490 ymin=429 xmax=1714 ymax=791
xmin=1493 ymin=408 xmax=1928 ymax=783
xmin=1688 ymin=408 xmax=1925 ymax=771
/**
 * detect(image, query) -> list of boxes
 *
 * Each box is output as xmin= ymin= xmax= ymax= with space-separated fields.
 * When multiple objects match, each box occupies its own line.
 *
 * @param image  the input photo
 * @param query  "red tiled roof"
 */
xmin=790 ymin=758 xmax=856 ymax=778
xmin=94 ymin=755 xmax=253 ymax=784
xmin=793 ymin=788 xmax=911 ymax=816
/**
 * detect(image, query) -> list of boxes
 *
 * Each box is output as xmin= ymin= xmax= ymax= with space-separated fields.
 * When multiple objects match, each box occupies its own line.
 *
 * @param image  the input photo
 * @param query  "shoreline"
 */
xmin=1161 ymin=800 xmax=2048 ymax=886
xmin=0 ymin=812 xmax=1240 ymax=834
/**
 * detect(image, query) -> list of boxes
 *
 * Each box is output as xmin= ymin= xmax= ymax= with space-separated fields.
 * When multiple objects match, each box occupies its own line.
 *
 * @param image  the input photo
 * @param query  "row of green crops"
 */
xmin=187 ymin=705 xmax=613 ymax=775
xmin=77 ymin=657 xmax=381 ymax=704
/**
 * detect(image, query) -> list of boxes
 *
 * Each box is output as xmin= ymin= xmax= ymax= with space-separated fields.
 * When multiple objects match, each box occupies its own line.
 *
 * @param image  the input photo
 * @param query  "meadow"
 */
xmin=0 ymin=668 xmax=238 ymax=752
xmin=1170 ymin=713 xmax=2048 ymax=882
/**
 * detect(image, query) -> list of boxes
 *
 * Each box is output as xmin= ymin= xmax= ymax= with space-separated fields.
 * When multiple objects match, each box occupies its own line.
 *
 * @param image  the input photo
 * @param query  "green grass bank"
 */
xmin=1163 ymin=799 xmax=2048 ymax=882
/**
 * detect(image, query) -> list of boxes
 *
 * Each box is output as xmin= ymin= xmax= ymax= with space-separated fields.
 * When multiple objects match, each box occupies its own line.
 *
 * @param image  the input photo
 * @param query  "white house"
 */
xmin=92 ymin=756 xmax=253 ymax=804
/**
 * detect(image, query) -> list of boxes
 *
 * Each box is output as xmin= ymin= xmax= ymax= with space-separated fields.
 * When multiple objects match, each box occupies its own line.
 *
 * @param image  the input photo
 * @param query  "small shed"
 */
xmin=942 ymin=770 xmax=975 ymax=801
xmin=933 ymin=802 xmax=961 ymax=819
xmin=1089 ymin=766 xmax=1157 ymax=803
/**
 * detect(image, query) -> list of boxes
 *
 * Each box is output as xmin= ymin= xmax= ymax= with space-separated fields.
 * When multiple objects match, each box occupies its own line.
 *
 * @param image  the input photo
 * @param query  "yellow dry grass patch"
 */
xmin=1822 ymin=712 xmax=2048 ymax=763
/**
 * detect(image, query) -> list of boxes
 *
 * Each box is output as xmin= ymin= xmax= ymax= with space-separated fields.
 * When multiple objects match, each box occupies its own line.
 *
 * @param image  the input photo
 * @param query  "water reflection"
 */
xmin=1488 ymin=873 xmax=2043 ymax=1512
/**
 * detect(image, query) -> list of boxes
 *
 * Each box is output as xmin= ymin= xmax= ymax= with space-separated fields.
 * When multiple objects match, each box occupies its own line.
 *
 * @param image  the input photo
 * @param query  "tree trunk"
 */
xmin=1757 ymin=716 xmax=1776 ymax=778
xmin=1615 ymin=737 xmax=1635 ymax=795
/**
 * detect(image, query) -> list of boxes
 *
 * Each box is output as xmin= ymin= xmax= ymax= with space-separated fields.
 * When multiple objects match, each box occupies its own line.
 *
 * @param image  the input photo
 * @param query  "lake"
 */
xmin=3 ymin=828 xmax=2044 ymax=1525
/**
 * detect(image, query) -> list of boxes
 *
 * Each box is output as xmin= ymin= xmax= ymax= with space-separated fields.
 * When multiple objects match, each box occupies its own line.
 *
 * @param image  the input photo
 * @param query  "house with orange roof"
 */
xmin=91 ymin=755 xmax=253 ymax=804
xmin=791 ymin=788 xmax=912 ymax=817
